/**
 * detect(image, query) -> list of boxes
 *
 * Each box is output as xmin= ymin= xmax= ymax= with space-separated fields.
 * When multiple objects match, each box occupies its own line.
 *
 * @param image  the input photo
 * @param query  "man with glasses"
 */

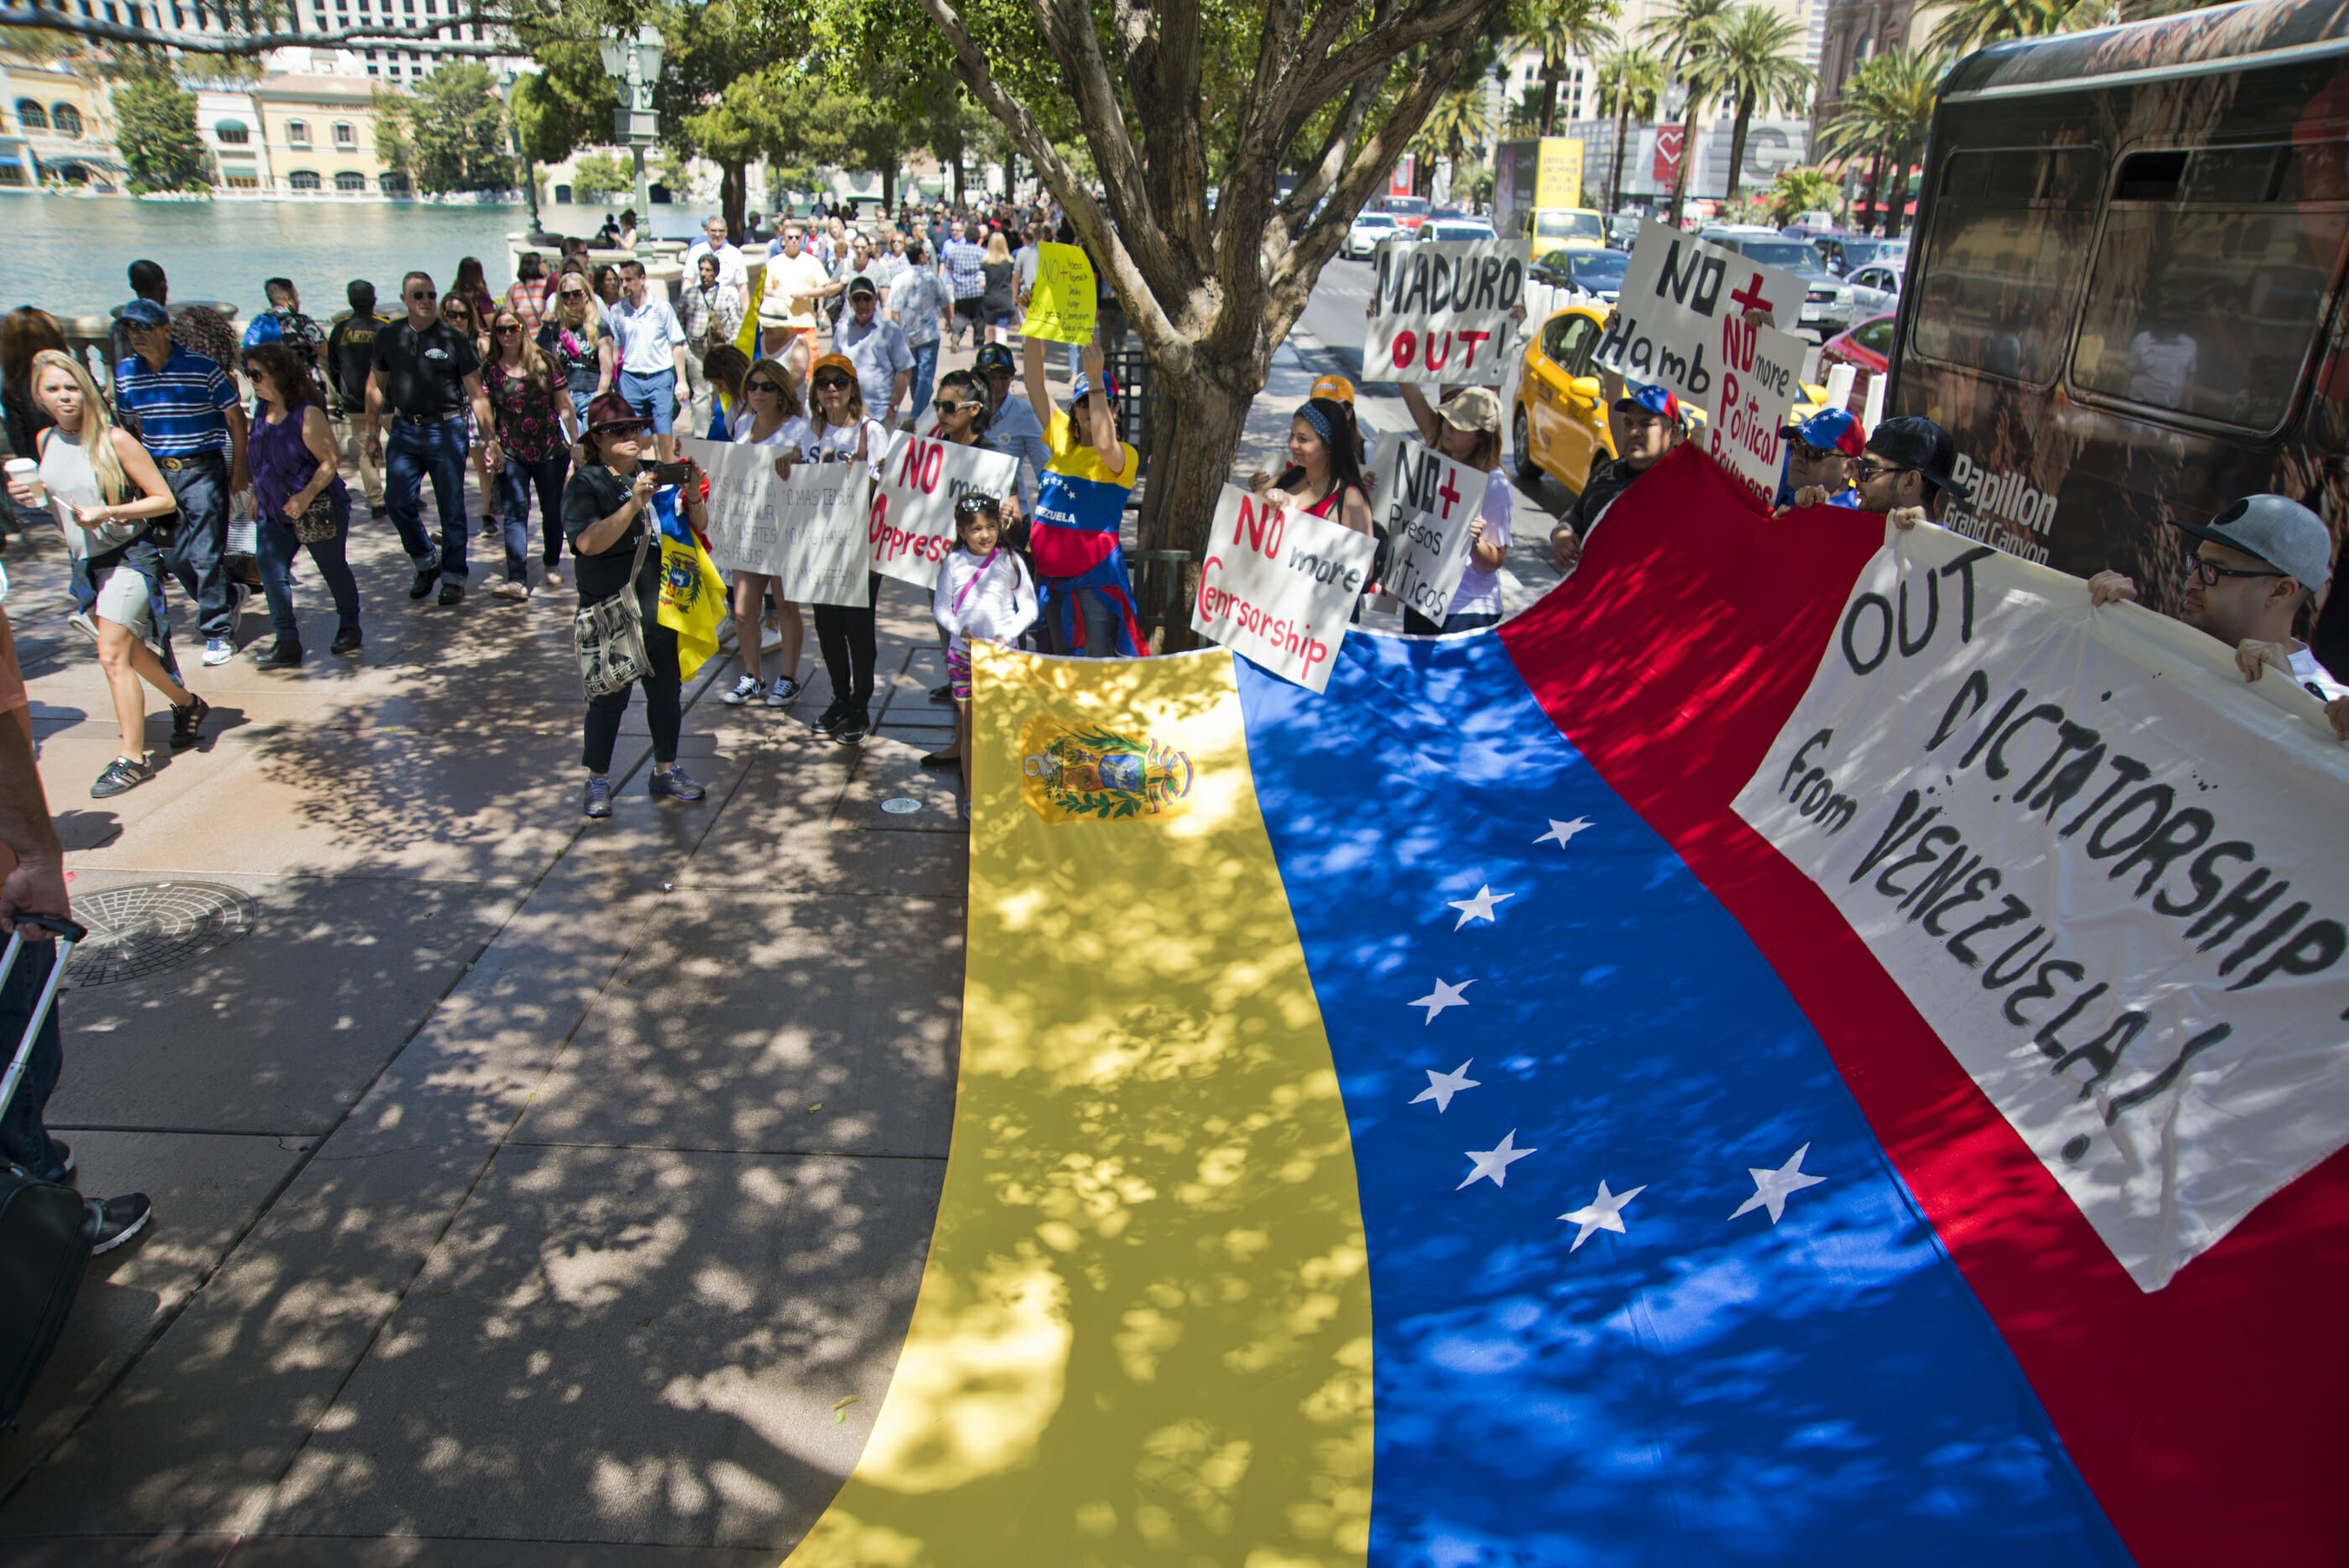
xmin=682 ymin=216 xmax=749 ymax=319
xmin=1772 ymin=407 xmax=1865 ymax=513
xmin=607 ymin=260 xmax=690 ymax=465
xmin=1852 ymin=414 xmax=1966 ymax=524
xmin=363 ymin=270 xmax=497 ymax=607
xmin=1549 ymin=379 xmax=1685 ymax=572
xmin=836 ymin=275 xmax=914 ymax=432
xmin=758 ymin=226 xmax=837 ymax=384
xmin=113 ymin=297 xmax=249 ymax=668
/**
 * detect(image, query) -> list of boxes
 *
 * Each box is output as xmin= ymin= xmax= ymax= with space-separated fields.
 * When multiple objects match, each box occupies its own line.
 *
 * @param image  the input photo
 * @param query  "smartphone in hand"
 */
xmin=649 ymin=460 xmax=693 ymax=487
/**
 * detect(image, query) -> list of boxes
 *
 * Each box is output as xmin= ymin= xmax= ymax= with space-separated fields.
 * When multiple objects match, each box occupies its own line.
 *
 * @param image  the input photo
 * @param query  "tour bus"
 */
xmin=1888 ymin=0 xmax=2349 ymax=671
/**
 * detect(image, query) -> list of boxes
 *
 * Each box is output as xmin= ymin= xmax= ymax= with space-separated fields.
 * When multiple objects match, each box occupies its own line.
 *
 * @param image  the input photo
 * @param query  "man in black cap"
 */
xmin=835 ymin=275 xmax=913 ymax=431
xmin=1855 ymin=414 xmax=1968 ymax=524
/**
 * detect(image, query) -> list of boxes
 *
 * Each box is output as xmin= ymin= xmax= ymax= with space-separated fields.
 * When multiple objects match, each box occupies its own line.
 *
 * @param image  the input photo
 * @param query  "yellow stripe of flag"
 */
xmin=785 ymin=644 xmax=1373 ymax=1568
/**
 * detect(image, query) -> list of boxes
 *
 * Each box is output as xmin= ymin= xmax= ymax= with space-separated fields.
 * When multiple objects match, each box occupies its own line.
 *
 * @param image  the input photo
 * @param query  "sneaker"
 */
xmin=89 ymin=1192 xmax=153 ymax=1255
xmin=478 ymin=516 xmax=500 ymax=540
xmin=169 ymin=692 xmax=209 ymax=750
xmin=649 ymin=763 xmax=706 ymax=801
xmin=489 ymin=580 xmax=529 ymax=602
xmin=202 ymin=636 xmax=233 ymax=667
xmin=253 ymin=639 xmax=303 ymax=669
xmin=721 ymin=674 xmax=760 ymax=706
xmin=766 ymin=675 xmax=800 ymax=708
xmin=814 ymin=699 xmax=850 ymax=735
xmin=90 ymin=756 xmax=153 ymax=799
xmin=929 ymin=683 xmax=954 ymax=704
xmin=437 ymin=581 xmax=465 ymax=607
xmin=67 ymin=611 xmax=98 ymax=643
xmin=330 ymin=625 xmax=363 ymax=657
xmin=544 ymin=565 xmax=565 ymax=590
xmin=832 ymin=709 xmax=871 ymax=745
xmin=582 ymin=774 xmax=613 ymax=818
xmin=760 ymin=621 xmax=785 ymax=655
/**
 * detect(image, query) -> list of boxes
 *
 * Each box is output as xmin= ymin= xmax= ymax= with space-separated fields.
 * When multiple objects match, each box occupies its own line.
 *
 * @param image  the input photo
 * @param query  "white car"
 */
xmin=1419 ymin=220 xmax=1499 ymax=242
xmin=1346 ymin=211 xmax=1402 ymax=258
xmin=1847 ymin=262 xmax=1904 ymax=318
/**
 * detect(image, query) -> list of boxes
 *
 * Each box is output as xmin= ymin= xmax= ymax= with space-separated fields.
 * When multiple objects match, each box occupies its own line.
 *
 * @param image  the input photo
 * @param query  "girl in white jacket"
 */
xmin=932 ymin=493 xmax=1039 ymax=798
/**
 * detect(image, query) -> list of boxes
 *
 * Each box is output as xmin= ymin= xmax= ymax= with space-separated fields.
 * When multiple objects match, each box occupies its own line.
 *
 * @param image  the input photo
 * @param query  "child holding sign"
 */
xmin=932 ymin=494 xmax=1037 ymax=802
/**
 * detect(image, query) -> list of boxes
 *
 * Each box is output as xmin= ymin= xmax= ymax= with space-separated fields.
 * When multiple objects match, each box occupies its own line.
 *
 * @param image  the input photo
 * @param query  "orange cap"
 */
xmin=1309 ymin=372 xmax=1356 ymax=404
xmin=811 ymin=352 xmax=857 ymax=383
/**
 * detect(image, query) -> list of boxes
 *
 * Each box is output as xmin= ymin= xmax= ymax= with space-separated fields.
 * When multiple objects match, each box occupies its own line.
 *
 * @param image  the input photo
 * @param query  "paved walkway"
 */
xmin=0 ymin=329 xmax=1564 ymax=1566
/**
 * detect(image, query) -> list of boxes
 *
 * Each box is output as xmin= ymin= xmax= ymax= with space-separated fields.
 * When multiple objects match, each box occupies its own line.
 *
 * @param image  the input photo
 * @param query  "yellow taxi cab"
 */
xmin=1512 ymin=304 xmax=1614 ymax=492
xmin=1529 ymin=207 xmax=1608 ymax=251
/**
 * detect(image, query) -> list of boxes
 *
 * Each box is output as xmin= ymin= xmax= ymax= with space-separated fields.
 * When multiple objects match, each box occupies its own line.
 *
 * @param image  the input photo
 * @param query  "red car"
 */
xmin=1818 ymin=313 xmax=1897 ymax=414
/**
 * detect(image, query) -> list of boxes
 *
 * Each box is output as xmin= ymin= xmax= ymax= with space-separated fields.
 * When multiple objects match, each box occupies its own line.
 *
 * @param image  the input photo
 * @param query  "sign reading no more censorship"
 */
xmin=1193 ymin=485 xmax=1378 ymax=694
xmin=868 ymin=430 xmax=1021 ymax=591
xmin=1367 ymin=238 xmax=1533 ymax=384
xmin=679 ymin=435 xmax=872 ymax=607
xmin=1366 ymin=435 xmax=1489 ymax=626
xmin=1597 ymin=220 xmax=1810 ymax=417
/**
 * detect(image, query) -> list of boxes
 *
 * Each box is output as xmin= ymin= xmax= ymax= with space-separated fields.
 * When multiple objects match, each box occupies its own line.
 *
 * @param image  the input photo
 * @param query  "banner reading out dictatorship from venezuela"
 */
xmin=782 ymin=445 xmax=2349 ymax=1568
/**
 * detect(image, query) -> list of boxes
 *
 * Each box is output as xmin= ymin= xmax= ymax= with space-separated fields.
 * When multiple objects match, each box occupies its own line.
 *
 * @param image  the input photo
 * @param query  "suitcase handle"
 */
xmin=11 ymin=914 xmax=86 ymax=945
xmin=0 ymin=916 xmax=83 ymax=1132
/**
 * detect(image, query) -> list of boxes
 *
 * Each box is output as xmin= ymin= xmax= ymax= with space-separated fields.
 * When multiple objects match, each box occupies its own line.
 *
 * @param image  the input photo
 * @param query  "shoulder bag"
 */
xmin=573 ymin=510 xmax=654 ymax=698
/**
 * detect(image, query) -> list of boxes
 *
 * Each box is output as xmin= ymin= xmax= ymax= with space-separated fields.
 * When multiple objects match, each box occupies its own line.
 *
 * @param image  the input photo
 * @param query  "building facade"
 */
xmin=248 ymin=74 xmax=400 ymax=195
xmin=0 ymin=53 xmax=128 ymax=187
xmin=1811 ymin=0 xmax=1956 ymax=143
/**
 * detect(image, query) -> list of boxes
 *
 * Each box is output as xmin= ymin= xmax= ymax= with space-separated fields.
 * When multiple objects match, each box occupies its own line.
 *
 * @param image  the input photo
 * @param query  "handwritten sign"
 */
xmin=1597 ymin=220 xmax=1809 ymax=418
xmin=1704 ymin=312 xmax=1812 ymax=510
xmin=1732 ymin=521 xmax=2349 ymax=1292
xmin=1024 ymin=242 xmax=1097 ymax=345
xmin=1192 ymin=485 xmax=1377 ymax=693
xmin=1366 ymin=435 xmax=1488 ymax=625
xmin=868 ymin=430 xmax=1021 ymax=591
xmin=679 ymin=436 xmax=872 ymax=607
xmin=1365 ymin=237 xmax=1532 ymax=384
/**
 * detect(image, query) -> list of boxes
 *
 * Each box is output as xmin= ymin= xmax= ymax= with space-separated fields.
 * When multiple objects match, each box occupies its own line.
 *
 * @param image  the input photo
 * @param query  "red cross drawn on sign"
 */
xmin=1729 ymin=271 xmax=1777 ymax=320
xmin=1437 ymin=466 xmax=1461 ymax=518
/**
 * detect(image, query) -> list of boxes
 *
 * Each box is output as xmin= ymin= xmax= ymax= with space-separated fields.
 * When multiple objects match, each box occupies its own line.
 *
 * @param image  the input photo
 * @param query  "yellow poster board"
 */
xmin=1023 ymin=242 xmax=1098 ymax=345
xmin=1534 ymin=137 xmax=1584 ymax=209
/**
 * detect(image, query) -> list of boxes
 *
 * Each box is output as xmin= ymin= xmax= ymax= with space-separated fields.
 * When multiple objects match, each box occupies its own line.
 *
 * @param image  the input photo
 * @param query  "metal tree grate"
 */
xmin=61 ymin=881 xmax=259 ymax=989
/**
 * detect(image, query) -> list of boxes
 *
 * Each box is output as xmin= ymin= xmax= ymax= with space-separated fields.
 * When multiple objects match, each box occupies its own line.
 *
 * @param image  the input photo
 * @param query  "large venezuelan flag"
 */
xmin=784 ymin=446 xmax=2347 ymax=1567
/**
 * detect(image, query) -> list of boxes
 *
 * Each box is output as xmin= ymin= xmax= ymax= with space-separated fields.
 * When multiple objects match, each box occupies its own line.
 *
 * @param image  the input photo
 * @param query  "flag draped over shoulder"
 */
xmin=783 ymin=445 xmax=2348 ymax=1568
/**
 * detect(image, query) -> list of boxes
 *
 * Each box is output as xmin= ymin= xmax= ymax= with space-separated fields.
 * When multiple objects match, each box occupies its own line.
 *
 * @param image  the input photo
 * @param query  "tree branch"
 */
xmin=1294 ymin=0 xmax=1502 ymax=114
xmin=0 ymin=3 xmax=524 ymax=55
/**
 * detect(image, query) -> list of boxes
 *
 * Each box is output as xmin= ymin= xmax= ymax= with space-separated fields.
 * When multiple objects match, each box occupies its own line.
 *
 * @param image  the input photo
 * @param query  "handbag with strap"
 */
xmin=573 ymin=508 xmax=654 ymax=699
xmin=293 ymin=489 xmax=339 ymax=544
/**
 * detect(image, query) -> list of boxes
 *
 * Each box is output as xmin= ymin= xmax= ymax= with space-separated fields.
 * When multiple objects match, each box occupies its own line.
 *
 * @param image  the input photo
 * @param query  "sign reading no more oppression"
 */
xmin=1193 ymin=485 xmax=1378 ymax=694
xmin=867 ymin=430 xmax=1021 ymax=591
xmin=1366 ymin=238 xmax=1533 ymax=384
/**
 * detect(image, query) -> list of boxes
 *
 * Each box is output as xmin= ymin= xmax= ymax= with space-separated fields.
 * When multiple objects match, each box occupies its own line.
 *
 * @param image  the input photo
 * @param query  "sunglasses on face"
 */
xmin=813 ymin=377 xmax=852 ymax=391
xmin=1791 ymin=440 xmax=1841 ymax=464
xmin=559 ymin=289 xmax=587 ymax=300
xmin=935 ymin=398 xmax=970 ymax=413
xmin=408 ymin=288 xmax=436 ymax=300
xmin=747 ymin=378 xmax=781 ymax=393
xmin=1857 ymin=459 xmax=1911 ymax=482
xmin=496 ymin=323 xmax=522 ymax=334
xmin=2185 ymin=552 xmax=2287 ymax=586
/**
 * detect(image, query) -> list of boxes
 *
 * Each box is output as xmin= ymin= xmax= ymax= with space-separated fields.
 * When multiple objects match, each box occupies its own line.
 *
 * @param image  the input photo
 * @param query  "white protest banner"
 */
xmin=773 ymin=458 xmax=873 ymax=607
xmin=1732 ymin=520 xmax=2349 ymax=1292
xmin=1596 ymin=220 xmax=1810 ymax=416
xmin=1193 ymin=485 xmax=1378 ymax=694
xmin=679 ymin=436 xmax=786 ymax=576
xmin=867 ymin=430 xmax=1021 ymax=591
xmin=1365 ymin=435 xmax=1488 ymax=626
xmin=1703 ymin=313 xmax=1811 ymax=509
xmin=1365 ymin=238 xmax=1533 ymax=384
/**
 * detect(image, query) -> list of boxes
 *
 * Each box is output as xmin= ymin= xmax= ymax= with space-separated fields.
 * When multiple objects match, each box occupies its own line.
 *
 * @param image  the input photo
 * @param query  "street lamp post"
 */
xmin=598 ymin=23 xmax=666 ymax=258
xmin=497 ymin=65 xmax=545 ymax=241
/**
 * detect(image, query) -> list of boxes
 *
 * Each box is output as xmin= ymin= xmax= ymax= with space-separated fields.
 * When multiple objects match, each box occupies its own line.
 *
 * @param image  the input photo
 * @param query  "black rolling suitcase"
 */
xmin=0 ymin=914 xmax=95 ymax=1432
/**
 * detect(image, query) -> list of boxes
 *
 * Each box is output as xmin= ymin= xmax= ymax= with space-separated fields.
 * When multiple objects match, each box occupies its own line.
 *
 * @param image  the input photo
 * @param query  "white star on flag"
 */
xmin=1409 ymin=977 xmax=1475 ymax=1024
xmin=1458 ymin=1129 xmax=1538 ymax=1190
xmin=1559 ymin=1179 xmax=1646 ymax=1250
xmin=1410 ymin=1060 xmax=1481 ymax=1112
xmin=1445 ymin=885 xmax=1514 ymax=930
xmin=1729 ymin=1143 xmax=1828 ymax=1225
xmin=1534 ymin=816 xmax=1594 ymax=848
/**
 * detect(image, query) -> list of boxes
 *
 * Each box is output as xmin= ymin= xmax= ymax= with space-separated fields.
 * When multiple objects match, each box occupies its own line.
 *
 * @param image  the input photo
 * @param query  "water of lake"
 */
xmin=0 ymin=195 xmax=719 ymax=322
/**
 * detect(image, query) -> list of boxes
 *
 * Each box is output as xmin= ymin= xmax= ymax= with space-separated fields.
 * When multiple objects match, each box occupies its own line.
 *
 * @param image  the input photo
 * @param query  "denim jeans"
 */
xmin=385 ymin=417 xmax=471 ymax=584
xmin=498 ymin=454 xmax=570 ymax=584
xmin=582 ymin=610 xmax=680 ymax=773
xmin=253 ymin=488 xmax=361 ymax=643
xmin=618 ymin=367 xmax=677 ymax=436
xmin=906 ymin=338 xmax=940 ymax=418
xmin=0 ymin=938 xmax=64 ymax=1182
xmin=159 ymin=455 xmax=231 ymax=639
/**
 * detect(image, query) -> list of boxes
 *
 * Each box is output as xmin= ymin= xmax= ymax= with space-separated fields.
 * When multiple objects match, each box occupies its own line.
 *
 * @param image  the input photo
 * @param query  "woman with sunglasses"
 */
xmin=803 ymin=352 xmax=891 ymax=744
xmin=240 ymin=341 xmax=365 ymax=665
xmin=482 ymin=307 xmax=578 ymax=597
xmin=721 ymin=357 xmax=813 ymax=709
xmin=438 ymin=294 xmax=501 ymax=545
xmin=539 ymin=272 xmax=616 ymax=414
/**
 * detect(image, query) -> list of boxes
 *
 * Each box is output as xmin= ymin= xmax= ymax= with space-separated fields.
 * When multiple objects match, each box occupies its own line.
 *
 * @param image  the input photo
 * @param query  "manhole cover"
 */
xmin=62 ymin=881 xmax=258 ymax=988
xmin=881 ymin=797 xmax=924 ymax=815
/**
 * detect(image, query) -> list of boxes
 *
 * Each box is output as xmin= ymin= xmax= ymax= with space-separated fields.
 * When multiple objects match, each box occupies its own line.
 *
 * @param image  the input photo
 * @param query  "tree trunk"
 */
xmin=1131 ymin=359 xmax=1258 ymax=654
xmin=1860 ymin=148 xmax=1882 ymax=235
xmin=719 ymin=159 xmax=747 ymax=242
xmin=1539 ymin=72 xmax=1560 ymax=137
xmin=1725 ymin=96 xmax=1753 ymax=205
xmin=1608 ymin=103 xmax=1631 ymax=211
xmin=1666 ymin=113 xmax=1695 ymax=227
xmin=952 ymin=156 xmax=966 ymax=206
xmin=1885 ymin=146 xmax=1911 ymax=237
xmin=882 ymin=164 xmax=896 ymax=211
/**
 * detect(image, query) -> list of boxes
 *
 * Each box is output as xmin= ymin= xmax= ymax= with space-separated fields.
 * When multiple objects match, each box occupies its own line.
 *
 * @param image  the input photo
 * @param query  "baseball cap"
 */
xmin=846 ymin=274 xmax=877 ymax=300
xmin=1439 ymin=386 xmax=1502 ymax=435
xmin=585 ymin=392 xmax=651 ymax=434
xmin=1864 ymin=415 xmax=1968 ymax=498
xmin=119 ymin=298 xmax=169 ymax=328
xmin=2171 ymin=494 xmax=2334 ymax=590
xmin=810 ymin=352 xmax=857 ymax=384
xmin=1309 ymin=372 xmax=1357 ymax=404
xmin=1071 ymin=368 xmax=1118 ymax=401
xmin=1779 ymin=407 xmax=1866 ymax=457
xmin=975 ymin=343 xmax=1015 ymax=375
xmin=1612 ymin=379 xmax=1680 ymax=425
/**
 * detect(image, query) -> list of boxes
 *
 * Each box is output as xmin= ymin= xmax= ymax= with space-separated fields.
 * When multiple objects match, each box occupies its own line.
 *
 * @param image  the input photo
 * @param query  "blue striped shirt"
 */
xmin=112 ymin=341 xmax=236 ymax=456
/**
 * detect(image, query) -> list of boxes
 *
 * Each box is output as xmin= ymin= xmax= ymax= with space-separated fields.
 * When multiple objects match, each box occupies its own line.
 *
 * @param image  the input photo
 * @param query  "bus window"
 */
xmin=1912 ymin=147 xmax=2104 ymax=388
xmin=2071 ymin=143 xmax=2349 ymax=434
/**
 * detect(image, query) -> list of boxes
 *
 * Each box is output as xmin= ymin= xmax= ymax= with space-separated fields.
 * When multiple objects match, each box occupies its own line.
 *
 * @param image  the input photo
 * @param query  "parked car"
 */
xmin=1511 ymin=304 xmax=1617 ymax=495
xmin=1815 ymin=234 xmax=1909 ymax=277
xmin=1379 ymin=194 xmax=1432 ymax=231
xmin=1430 ymin=205 xmax=1470 ymax=221
xmin=1846 ymin=260 xmax=1903 ymax=318
xmin=1346 ymin=210 xmax=1402 ymax=258
xmin=1523 ymin=247 xmax=1630 ymax=324
xmin=1420 ymin=218 xmax=1499 ymax=242
xmin=1817 ymin=312 xmax=1898 ymax=413
xmin=1700 ymin=230 xmax=1856 ymax=334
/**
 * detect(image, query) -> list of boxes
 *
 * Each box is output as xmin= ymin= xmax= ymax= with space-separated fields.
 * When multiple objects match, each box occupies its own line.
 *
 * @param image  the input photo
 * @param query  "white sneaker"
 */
xmin=202 ymin=637 xmax=232 ymax=666
xmin=766 ymin=675 xmax=800 ymax=708
xmin=721 ymin=674 xmax=760 ymax=706
xmin=67 ymin=612 xmax=97 ymax=643
xmin=760 ymin=620 xmax=785 ymax=655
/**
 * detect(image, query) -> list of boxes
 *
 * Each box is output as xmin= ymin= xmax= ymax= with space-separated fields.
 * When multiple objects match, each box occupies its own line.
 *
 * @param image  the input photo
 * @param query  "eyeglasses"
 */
xmin=813 ymin=377 xmax=852 ymax=391
xmin=1790 ymin=440 xmax=1841 ymax=464
xmin=2185 ymin=552 xmax=2287 ymax=586
xmin=746 ymin=378 xmax=780 ymax=393
xmin=496 ymin=322 xmax=523 ymax=334
xmin=407 ymin=288 xmax=437 ymax=300
xmin=559 ymin=289 xmax=587 ymax=300
xmin=934 ymin=398 xmax=970 ymax=413
xmin=1857 ymin=459 xmax=1912 ymax=482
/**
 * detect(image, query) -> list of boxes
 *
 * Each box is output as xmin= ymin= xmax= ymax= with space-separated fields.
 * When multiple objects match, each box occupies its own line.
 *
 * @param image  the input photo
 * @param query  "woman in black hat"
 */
xmin=562 ymin=393 xmax=709 ymax=819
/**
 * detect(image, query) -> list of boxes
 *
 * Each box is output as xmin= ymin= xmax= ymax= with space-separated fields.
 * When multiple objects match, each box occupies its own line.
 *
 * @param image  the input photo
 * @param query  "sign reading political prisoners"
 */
xmin=867 ymin=430 xmax=1021 ymax=591
xmin=1597 ymin=220 xmax=1811 ymax=420
xmin=679 ymin=435 xmax=872 ymax=607
xmin=1193 ymin=485 xmax=1378 ymax=693
xmin=1366 ymin=435 xmax=1488 ymax=625
xmin=1732 ymin=521 xmax=2349 ymax=1293
xmin=1705 ymin=311 xmax=1813 ymax=510
xmin=1365 ymin=237 xmax=1533 ymax=383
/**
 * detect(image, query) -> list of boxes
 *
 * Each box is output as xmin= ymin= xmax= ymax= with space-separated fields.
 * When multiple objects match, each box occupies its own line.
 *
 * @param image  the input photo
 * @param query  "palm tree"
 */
xmin=1640 ymin=0 xmax=1737 ymax=226
xmin=1414 ymin=82 xmax=1493 ymax=194
xmin=1508 ymin=0 xmax=1624 ymax=137
xmin=1928 ymin=0 xmax=2089 ymax=55
xmin=1712 ymin=7 xmax=1813 ymax=204
xmin=1595 ymin=45 xmax=1665 ymax=213
xmin=1817 ymin=49 xmax=1946 ymax=236
xmin=1768 ymin=165 xmax=1843 ymax=225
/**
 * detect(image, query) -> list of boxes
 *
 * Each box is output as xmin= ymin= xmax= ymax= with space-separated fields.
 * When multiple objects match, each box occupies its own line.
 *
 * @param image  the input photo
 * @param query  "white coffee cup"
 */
xmin=3 ymin=458 xmax=42 ymax=508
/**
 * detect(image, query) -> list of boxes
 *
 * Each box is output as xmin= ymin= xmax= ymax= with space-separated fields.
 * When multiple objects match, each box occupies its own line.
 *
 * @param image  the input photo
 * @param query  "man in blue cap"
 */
xmin=112 ymin=295 xmax=248 ymax=668
xmin=1772 ymin=407 xmax=1866 ymax=513
xmin=1549 ymin=378 xmax=1685 ymax=571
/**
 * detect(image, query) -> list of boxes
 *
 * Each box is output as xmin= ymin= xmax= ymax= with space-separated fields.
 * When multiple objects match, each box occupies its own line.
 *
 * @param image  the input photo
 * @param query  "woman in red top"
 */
xmin=1249 ymin=397 xmax=1376 ymax=534
xmin=482 ymin=305 xmax=579 ymax=598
